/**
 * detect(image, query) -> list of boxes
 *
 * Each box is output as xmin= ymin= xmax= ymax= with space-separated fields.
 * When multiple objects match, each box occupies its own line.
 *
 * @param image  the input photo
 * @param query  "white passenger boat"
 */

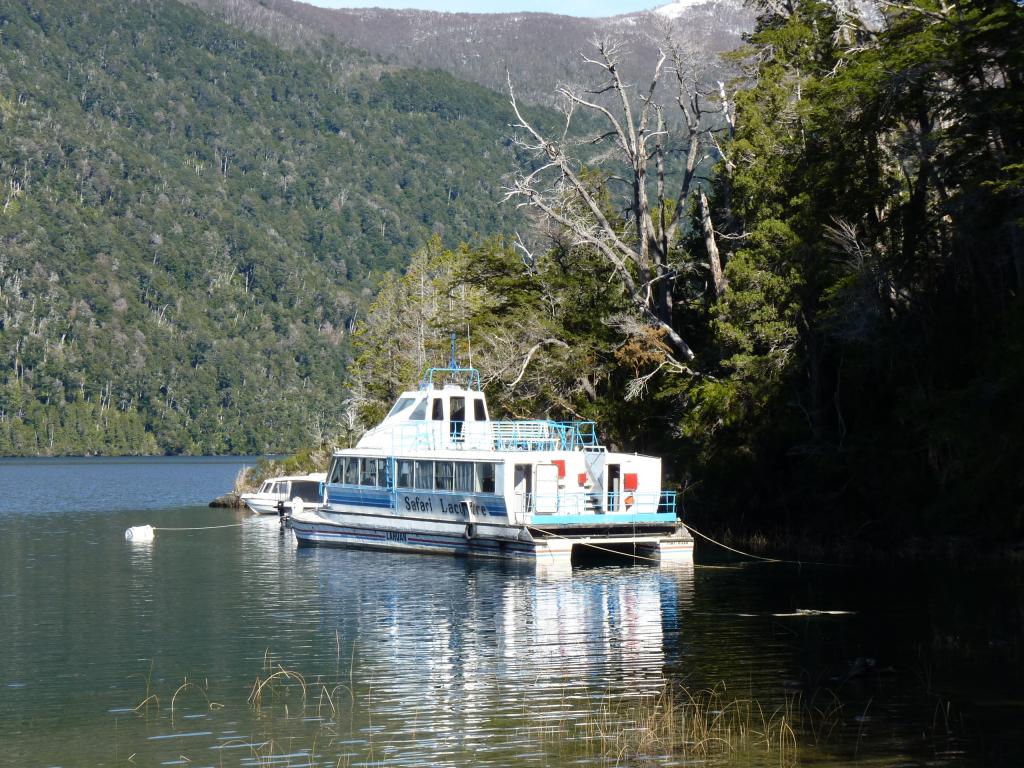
xmin=241 ymin=473 xmax=327 ymax=515
xmin=290 ymin=365 xmax=693 ymax=564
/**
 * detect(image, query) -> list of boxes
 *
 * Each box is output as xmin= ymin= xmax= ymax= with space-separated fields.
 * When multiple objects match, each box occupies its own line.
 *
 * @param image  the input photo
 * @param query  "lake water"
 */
xmin=0 ymin=457 xmax=1021 ymax=766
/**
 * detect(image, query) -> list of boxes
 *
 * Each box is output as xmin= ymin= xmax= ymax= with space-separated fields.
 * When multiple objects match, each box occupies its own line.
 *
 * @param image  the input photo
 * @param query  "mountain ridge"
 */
xmin=188 ymin=0 xmax=753 ymax=106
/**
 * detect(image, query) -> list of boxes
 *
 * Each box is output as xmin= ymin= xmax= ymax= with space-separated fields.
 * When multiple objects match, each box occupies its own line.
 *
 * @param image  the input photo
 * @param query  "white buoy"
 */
xmin=125 ymin=525 xmax=155 ymax=542
xmin=289 ymin=497 xmax=305 ymax=516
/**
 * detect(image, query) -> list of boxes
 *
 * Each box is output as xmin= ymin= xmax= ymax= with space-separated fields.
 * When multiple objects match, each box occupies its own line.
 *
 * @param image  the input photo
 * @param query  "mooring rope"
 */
xmin=528 ymin=521 xmax=843 ymax=568
xmin=150 ymin=523 xmax=248 ymax=532
xmin=682 ymin=522 xmax=846 ymax=568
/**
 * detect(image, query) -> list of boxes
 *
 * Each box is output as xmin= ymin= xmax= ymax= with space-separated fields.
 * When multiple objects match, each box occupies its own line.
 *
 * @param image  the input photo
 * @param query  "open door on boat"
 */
xmin=606 ymin=463 xmax=621 ymax=514
xmin=450 ymin=395 xmax=465 ymax=443
xmin=514 ymin=463 xmax=533 ymax=520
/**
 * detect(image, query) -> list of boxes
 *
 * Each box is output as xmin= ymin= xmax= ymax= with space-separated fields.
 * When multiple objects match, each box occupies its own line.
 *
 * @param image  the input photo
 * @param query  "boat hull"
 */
xmin=241 ymin=497 xmax=281 ymax=515
xmin=290 ymin=508 xmax=693 ymax=564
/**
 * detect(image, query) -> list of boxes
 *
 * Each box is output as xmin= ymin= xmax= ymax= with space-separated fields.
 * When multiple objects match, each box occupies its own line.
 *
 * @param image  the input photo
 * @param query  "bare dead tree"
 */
xmin=506 ymin=37 xmax=726 ymax=366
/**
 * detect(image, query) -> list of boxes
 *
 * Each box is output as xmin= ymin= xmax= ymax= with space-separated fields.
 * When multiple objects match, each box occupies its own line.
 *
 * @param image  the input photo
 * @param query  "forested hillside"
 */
xmin=186 ymin=0 xmax=752 ymax=108
xmin=0 ymin=0 xmax=530 ymax=454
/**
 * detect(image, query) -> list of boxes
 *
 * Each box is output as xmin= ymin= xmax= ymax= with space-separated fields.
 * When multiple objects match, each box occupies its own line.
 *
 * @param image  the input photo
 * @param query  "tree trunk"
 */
xmin=699 ymin=188 xmax=727 ymax=299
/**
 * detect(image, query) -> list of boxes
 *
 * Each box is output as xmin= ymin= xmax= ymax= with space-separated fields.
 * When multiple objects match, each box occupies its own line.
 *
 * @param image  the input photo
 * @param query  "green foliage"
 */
xmin=346 ymin=234 xmax=674 ymax=454
xmin=0 ymin=0 xmax=530 ymax=455
xmin=679 ymin=0 xmax=1024 ymax=542
xmin=242 ymin=443 xmax=334 ymax=491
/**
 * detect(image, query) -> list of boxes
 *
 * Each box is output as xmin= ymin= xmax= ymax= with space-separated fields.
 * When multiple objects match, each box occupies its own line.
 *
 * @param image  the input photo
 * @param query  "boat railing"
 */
xmin=518 ymin=490 xmax=677 ymax=518
xmin=491 ymin=421 xmax=601 ymax=451
xmin=420 ymin=365 xmax=482 ymax=391
xmin=386 ymin=420 xmax=603 ymax=453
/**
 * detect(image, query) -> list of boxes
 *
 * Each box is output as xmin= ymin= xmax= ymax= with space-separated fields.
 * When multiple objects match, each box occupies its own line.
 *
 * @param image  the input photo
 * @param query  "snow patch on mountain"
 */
xmin=653 ymin=0 xmax=743 ymax=19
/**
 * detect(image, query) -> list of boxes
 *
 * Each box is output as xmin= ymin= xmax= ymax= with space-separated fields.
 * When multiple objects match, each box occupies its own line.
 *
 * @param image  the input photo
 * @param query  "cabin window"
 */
xmin=271 ymin=482 xmax=283 ymax=495
xmin=450 ymin=396 xmax=465 ymax=441
xmin=414 ymin=460 xmax=434 ymax=490
xmin=473 ymin=398 xmax=487 ymax=421
xmin=344 ymin=458 xmax=359 ymax=485
xmin=387 ymin=397 xmax=416 ymax=419
xmin=328 ymin=458 xmax=343 ymax=484
xmin=397 ymin=459 xmax=413 ymax=488
xmin=261 ymin=481 xmax=272 ymax=493
xmin=431 ymin=398 xmax=444 ymax=421
xmin=450 ymin=396 xmax=465 ymax=422
xmin=375 ymin=459 xmax=389 ymax=487
xmin=409 ymin=398 xmax=428 ymax=420
xmin=434 ymin=461 xmax=454 ymax=491
xmin=359 ymin=459 xmax=377 ymax=486
xmin=454 ymin=462 xmax=474 ymax=492
xmin=293 ymin=481 xmax=322 ymax=503
xmin=476 ymin=463 xmax=497 ymax=494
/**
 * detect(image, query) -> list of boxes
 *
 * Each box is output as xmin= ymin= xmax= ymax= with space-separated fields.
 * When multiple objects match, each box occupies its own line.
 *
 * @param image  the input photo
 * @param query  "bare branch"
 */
xmin=507 ymin=338 xmax=570 ymax=389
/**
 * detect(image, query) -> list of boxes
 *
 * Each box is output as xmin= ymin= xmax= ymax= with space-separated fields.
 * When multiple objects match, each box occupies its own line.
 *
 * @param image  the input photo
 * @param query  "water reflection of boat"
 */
xmin=241 ymin=473 xmax=326 ymax=515
xmin=291 ymin=362 xmax=693 ymax=564
xmin=303 ymin=552 xmax=695 ymax=756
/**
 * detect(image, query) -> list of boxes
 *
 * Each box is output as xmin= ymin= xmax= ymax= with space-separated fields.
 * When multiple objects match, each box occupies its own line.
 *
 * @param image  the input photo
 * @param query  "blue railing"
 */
xmin=491 ymin=421 xmax=601 ymax=451
xmin=386 ymin=420 xmax=603 ymax=453
xmin=420 ymin=366 xmax=482 ymax=391
xmin=517 ymin=490 xmax=677 ymax=518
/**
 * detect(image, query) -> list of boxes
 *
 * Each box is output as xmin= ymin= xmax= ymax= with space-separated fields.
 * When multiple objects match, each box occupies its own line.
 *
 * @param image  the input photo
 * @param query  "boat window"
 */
xmin=344 ymin=458 xmax=359 ymax=485
xmin=450 ymin=396 xmax=465 ymax=422
xmin=293 ymin=481 xmax=322 ymax=502
xmin=473 ymin=398 xmax=487 ymax=421
xmin=409 ymin=397 xmax=428 ymax=420
xmin=450 ymin=396 xmax=465 ymax=441
xmin=375 ymin=459 xmax=389 ymax=487
xmin=435 ymin=461 xmax=454 ymax=491
xmin=454 ymin=462 xmax=474 ymax=492
xmin=271 ymin=482 xmax=283 ymax=495
xmin=476 ymin=463 xmax=497 ymax=494
xmin=261 ymin=481 xmax=272 ymax=493
xmin=328 ymin=458 xmax=343 ymax=484
xmin=414 ymin=460 xmax=434 ymax=490
xmin=387 ymin=397 xmax=416 ymax=419
xmin=397 ymin=459 xmax=413 ymax=488
xmin=431 ymin=398 xmax=444 ymax=421
xmin=360 ymin=459 xmax=377 ymax=486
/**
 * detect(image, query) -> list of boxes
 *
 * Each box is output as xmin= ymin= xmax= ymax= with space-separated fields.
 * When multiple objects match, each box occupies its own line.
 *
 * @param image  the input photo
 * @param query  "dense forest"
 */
xmin=344 ymin=0 xmax=1024 ymax=553
xmin=0 ymin=0 xmax=535 ymax=454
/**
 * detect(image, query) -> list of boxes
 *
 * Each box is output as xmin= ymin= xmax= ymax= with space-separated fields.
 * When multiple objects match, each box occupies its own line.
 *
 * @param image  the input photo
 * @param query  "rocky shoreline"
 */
xmin=209 ymin=492 xmax=245 ymax=508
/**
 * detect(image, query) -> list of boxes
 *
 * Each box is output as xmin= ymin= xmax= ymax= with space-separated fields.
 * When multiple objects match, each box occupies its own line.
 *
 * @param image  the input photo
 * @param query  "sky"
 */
xmin=302 ymin=0 xmax=659 ymax=16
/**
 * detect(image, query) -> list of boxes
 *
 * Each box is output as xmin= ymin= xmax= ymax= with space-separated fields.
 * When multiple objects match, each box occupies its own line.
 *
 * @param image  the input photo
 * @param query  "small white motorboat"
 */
xmin=240 ymin=473 xmax=326 ymax=515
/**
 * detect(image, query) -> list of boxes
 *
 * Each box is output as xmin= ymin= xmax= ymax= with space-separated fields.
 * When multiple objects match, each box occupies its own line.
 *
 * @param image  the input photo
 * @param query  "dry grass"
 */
xmin=130 ymin=654 xmax=868 ymax=767
xmin=232 ymin=465 xmax=254 ymax=495
xmin=526 ymin=682 xmax=803 ymax=766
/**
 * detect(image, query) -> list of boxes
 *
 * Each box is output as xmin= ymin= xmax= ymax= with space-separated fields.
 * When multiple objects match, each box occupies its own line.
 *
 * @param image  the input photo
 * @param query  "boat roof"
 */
xmin=260 ymin=472 xmax=326 ymax=483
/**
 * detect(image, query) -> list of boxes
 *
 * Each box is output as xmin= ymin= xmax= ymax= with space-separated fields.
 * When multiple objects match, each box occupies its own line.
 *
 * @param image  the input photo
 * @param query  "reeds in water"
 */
xmin=526 ymin=682 xmax=801 ymax=766
xmin=129 ymin=654 xmax=879 ymax=768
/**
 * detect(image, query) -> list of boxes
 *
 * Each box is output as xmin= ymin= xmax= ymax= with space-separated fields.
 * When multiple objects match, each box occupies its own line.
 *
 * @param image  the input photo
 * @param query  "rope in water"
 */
xmin=682 ymin=522 xmax=782 ymax=563
xmin=530 ymin=521 xmax=843 ymax=568
xmin=151 ymin=523 xmax=248 ymax=532
xmin=683 ymin=522 xmax=846 ymax=568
